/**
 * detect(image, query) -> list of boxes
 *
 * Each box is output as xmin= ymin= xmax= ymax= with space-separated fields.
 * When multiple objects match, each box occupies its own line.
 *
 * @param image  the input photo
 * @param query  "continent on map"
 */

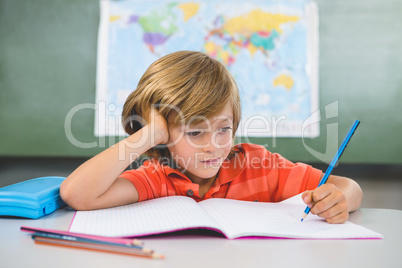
xmin=110 ymin=4 xmax=179 ymax=54
xmin=111 ymin=3 xmax=200 ymax=54
xmin=204 ymin=9 xmax=299 ymax=67
xmin=273 ymin=74 xmax=294 ymax=90
xmin=178 ymin=3 xmax=200 ymax=22
xmin=137 ymin=6 xmax=179 ymax=53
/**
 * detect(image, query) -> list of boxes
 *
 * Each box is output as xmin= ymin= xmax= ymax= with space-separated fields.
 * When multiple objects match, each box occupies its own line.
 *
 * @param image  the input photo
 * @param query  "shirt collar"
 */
xmin=216 ymin=145 xmax=246 ymax=184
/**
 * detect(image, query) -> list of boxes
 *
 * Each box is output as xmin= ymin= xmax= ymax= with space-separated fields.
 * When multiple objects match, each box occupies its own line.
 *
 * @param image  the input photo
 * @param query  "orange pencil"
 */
xmin=32 ymin=236 xmax=164 ymax=259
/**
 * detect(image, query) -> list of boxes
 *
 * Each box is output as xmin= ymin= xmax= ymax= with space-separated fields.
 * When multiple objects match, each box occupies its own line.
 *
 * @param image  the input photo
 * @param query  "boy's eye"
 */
xmin=219 ymin=127 xmax=233 ymax=133
xmin=186 ymin=131 xmax=202 ymax=137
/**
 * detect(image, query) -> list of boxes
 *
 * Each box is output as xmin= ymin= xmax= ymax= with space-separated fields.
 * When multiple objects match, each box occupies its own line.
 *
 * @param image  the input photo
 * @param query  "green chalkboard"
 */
xmin=1 ymin=0 xmax=401 ymax=164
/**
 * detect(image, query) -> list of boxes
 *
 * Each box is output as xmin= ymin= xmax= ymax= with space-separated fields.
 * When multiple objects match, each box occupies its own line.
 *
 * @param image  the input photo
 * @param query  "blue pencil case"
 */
xmin=0 ymin=176 xmax=66 ymax=219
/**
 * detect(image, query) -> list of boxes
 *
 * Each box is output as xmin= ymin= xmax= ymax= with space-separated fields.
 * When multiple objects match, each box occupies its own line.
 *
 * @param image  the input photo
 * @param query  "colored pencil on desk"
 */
xmin=32 ymin=236 xmax=164 ymax=259
xmin=31 ymin=232 xmax=151 ymax=252
xmin=20 ymin=226 xmax=143 ymax=246
xmin=301 ymin=120 xmax=360 ymax=222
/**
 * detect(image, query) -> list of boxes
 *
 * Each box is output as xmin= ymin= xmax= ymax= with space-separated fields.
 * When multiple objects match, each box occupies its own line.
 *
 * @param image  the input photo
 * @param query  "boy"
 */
xmin=61 ymin=51 xmax=362 ymax=224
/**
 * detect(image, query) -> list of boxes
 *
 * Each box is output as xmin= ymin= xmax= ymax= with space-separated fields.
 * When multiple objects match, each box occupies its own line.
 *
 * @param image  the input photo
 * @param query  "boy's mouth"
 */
xmin=200 ymin=158 xmax=220 ymax=164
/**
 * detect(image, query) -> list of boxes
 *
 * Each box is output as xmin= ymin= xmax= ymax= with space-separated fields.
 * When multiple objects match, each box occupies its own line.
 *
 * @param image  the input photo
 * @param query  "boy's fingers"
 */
xmin=310 ymin=185 xmax=348 ymax=219
xmin=311 ymin=184 xmax=335 ymax=202
xmin=323 ymin=210 xmax=349 ymax=224
xmin=316 ymin=202 xmax=343 ymax=219
xmin=302 ymin=190 xmax=314 ymax=207
xmin=310 ymin=192 xmax=339 ymax=215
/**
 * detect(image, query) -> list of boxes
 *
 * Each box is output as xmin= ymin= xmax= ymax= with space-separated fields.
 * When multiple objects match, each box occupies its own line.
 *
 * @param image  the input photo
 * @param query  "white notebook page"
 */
xmin=69 ymin=194 xmax=382 ymax=239
xmin=69 ymin=196 xmax=220 ymax=237
xmin=199 ymin=194 xmax=383 ymax=239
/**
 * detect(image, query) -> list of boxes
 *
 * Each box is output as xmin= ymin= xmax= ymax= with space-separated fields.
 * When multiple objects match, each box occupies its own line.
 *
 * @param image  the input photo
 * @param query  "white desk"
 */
xmin=0 ymin=206 xmax=400 ymax=268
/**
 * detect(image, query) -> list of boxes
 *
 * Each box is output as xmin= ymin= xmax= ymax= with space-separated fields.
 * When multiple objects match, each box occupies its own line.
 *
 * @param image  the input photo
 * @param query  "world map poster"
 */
xmin=95 ymin=0 xmax=319 ymax=138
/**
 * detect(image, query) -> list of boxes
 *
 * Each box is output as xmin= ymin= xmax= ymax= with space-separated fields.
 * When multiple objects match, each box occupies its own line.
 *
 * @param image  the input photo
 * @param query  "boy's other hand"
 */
xmin=302 ymin=183 xmax=349 ymax=224
xmin=149 ymin=107 xmax=169 ymax=145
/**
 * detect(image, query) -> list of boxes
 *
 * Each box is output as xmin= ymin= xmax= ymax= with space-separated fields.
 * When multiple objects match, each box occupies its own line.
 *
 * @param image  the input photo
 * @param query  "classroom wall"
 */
xmin=1 ymin=0 xmax=401 ymax=164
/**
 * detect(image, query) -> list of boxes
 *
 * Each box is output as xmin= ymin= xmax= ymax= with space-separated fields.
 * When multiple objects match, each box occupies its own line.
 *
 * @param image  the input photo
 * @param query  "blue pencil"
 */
xmin=301 ymin=120 xmax=360 ymax=222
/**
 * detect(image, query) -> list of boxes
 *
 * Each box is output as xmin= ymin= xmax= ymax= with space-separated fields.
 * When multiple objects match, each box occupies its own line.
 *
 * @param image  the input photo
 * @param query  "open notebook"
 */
xmin=69 ymin=194 xmax=382 ymax=239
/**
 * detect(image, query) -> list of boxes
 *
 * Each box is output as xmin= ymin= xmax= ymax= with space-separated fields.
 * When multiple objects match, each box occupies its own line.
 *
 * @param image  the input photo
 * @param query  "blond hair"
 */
xmin=122 ymin=51 xmax=241 ymax=160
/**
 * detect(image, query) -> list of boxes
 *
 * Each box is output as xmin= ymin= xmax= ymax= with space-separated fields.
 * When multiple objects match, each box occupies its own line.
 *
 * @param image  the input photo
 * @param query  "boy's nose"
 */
xmin=201 ymin=133 xmax=216 ymax=152
xmin=201 ymin=143 xmax=215 ymax=153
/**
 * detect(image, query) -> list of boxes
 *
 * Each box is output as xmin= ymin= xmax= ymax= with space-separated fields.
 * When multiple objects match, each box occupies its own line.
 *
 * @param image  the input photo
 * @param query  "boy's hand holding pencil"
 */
xmin=300 ymin=120 xmax=362 ymax=224
xmin=302 ymin=181 xmax=349 ymax=224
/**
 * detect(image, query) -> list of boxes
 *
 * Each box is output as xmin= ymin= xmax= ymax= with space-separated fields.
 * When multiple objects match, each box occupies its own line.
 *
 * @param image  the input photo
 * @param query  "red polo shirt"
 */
xmin=120 ymin=143 xmax=322 ymax=202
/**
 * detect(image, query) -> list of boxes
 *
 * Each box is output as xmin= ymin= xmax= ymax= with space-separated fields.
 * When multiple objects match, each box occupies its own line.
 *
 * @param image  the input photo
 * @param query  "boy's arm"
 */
xmin=60 ymin=108 xmax=168 ymax=211
xmin=301 ymin=175 xmax=363 ymax=224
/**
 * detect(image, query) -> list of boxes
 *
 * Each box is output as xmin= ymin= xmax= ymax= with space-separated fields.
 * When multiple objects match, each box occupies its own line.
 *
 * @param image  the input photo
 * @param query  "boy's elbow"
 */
xmin=60 ymin=180 xmax=90 ymax=211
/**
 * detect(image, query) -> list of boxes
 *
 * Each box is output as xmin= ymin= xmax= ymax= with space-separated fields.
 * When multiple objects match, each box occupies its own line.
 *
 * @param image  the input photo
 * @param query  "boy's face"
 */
xmin=167 ymin=103 xmax=234 ymax=185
